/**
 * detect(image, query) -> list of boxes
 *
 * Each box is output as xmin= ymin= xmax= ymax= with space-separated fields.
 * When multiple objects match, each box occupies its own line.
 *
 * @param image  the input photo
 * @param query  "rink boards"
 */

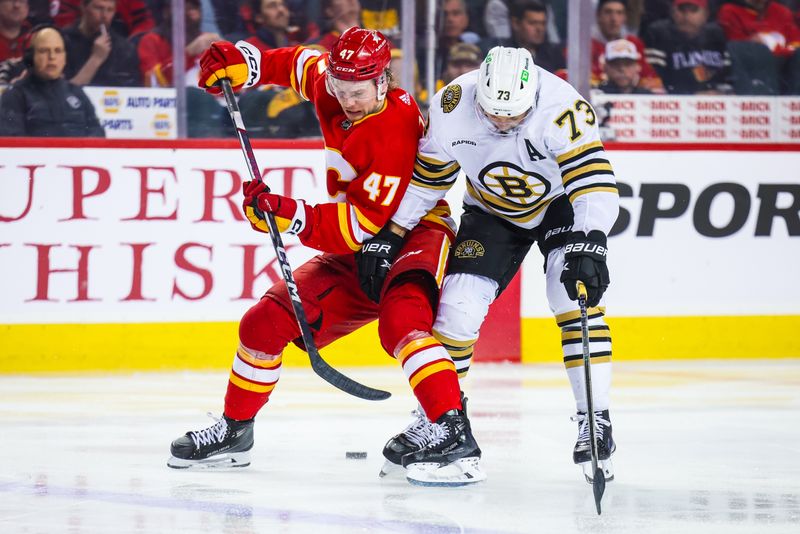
xmin=0 ymin=139 xmax=798 ymax=371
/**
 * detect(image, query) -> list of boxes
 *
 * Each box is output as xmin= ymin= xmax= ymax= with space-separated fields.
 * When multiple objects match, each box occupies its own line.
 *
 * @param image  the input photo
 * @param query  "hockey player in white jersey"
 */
xmin=358 ymin=46 xmax=620 ymax=484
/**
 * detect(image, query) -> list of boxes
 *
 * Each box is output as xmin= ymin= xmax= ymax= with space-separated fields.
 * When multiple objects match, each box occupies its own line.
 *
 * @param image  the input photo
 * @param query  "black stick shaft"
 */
xmin=219 ymin=79 xmax=390 ymax=401
xmin=577 ymin=281 xmax=605 ymax=514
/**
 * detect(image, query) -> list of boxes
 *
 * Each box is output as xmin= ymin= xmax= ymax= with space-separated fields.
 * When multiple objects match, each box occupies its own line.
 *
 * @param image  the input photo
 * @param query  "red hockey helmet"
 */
xmin=328 ymin=27 xmax=391 ymax=81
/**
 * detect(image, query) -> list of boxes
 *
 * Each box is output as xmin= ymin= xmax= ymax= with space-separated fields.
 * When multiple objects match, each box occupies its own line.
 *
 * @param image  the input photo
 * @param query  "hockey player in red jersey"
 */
xmin=166 ymin=28 xmax=485 ymax=486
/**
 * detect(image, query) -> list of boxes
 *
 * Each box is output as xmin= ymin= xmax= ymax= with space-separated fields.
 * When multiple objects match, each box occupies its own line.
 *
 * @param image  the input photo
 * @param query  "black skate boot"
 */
xmin=401 ymin=403 xmax=485 ymax=486
xmin=380 ymin=392 xmax=468 ymax=477
xmin=380 ymin=407 xmax=439 ymax=477
xmin=572 ymin=409 xmax=615 ymax=483
xmin=167 ymin=413 xmax=254 ymax=469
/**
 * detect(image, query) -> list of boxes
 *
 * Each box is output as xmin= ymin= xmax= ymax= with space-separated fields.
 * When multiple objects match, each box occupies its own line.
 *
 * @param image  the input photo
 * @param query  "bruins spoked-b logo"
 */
xmin=454 ymin=239 xmax=485 ymax=259
xmin=441 ymin=84 xmax=462 ymax=113
xmin=475 ymin=161 xmax=551 ymax=220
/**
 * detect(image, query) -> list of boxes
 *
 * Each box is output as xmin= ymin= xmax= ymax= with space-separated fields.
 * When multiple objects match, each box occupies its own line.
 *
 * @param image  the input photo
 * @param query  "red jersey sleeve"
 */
xmin=255 ymin=45 xmax=327 ymax=102
xmin=299 ymin=94 xmax=425 ymax=254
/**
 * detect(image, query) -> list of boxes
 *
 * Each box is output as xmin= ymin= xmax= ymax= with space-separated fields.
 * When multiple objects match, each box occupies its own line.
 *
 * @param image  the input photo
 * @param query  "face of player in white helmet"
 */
xmin=326 ymin=74 xmax=386 ymax=122
xmin=475 ymin=99 xmax=531 ymax=135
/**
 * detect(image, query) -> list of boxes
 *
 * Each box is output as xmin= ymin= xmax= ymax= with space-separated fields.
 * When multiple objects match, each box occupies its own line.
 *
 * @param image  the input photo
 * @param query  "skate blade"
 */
xmin=379 ymin=460 xmax=405 ymax=478
xmin=406 ymin=457 xmax=486 ymax=487
xmin=579 ymin=458 xmax=614 ymax=483
xmin=167 ymin=451 xmax=251 ymax=470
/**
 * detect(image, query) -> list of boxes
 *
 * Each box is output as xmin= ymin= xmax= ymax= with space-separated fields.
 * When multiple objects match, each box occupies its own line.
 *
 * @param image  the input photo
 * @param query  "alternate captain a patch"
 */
xmin=441 ymin=85 xmax=462 ymax=113
xmin=454 ymin=239 xmax=485 ymax=259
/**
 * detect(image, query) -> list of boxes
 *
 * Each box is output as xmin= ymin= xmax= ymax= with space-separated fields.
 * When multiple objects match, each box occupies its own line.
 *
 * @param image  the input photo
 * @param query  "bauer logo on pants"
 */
xmin=454 ymin=239 xmax=485 ymax=259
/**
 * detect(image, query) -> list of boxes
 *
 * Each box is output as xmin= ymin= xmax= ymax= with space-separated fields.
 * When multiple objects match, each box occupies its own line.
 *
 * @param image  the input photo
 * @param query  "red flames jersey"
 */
xmin=253 ymin=45 xmax=430 ymax=254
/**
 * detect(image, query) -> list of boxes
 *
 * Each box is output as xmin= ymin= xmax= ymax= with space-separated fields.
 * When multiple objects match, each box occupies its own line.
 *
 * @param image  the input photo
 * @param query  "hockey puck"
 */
xmin=345 ymin=451 xmax=368 ymax=459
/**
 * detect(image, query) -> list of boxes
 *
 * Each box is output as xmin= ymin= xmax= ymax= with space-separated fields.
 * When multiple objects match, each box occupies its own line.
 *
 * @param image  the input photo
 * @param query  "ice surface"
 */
xmin=1 ymin=360 xmax=798 ymax=533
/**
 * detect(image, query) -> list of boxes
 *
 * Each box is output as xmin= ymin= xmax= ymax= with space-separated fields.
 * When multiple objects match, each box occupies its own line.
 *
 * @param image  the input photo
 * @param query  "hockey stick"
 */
xmin=577 ymin=281 xmax=606 ymax=515
xmin=219 ymin=78 xmax=390 ymax=401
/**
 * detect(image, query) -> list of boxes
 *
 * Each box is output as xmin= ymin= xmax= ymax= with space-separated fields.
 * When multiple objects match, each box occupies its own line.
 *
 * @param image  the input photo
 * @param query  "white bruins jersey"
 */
xmin=391 ymin=68 xmax=619 ymax=234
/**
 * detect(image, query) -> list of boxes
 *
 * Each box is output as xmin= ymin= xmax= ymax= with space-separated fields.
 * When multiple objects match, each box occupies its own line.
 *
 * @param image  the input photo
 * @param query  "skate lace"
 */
xmin=188 ymin=413 xmax=229 ymax=448
xmin=571 ymin=412 xmax=610 ymax=444
xmin=402 ymin=409 xmax=438 ymax=448
xmin=425 ymin=421 xmax=451 ymax=448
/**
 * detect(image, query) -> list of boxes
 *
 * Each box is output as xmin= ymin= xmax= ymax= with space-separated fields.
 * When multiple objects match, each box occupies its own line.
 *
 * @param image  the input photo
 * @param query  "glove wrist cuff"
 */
xmin=234 ymin=40 xmax=262 ymax=88
xmin=287 ymin=199 xmax=310 ymax=237
xmin=564 ymin=231 xmax=608 ymax=262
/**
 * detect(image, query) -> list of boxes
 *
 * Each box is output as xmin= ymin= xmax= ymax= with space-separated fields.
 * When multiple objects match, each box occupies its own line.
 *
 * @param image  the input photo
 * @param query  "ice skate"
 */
xmin=379 ymin=407 xmax=439 ymax=477
xmin=167 ymin=413 xmax=254 ymax=469
xmin=572 ymin=410 xmax=615 ymax=483
xmin=402 ymin=402 xmax=485 ymax=487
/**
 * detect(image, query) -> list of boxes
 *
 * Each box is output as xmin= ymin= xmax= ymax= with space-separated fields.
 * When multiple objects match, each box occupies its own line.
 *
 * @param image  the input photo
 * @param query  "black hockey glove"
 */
xmin=356 ymin=226 xmax=405 ymax=303
xmin=560 ymin=230 xmax=610 ymax=308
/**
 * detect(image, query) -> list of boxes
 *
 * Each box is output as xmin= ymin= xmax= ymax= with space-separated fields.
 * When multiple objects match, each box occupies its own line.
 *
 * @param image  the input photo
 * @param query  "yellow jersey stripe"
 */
xmin=353 ymin=206 xmax=381 ymax=235
xmin=337 ymin=203 xmax=361 ymax=251
xmin=561 ymin=162 xmax=614 ymax=184
xmin=556 ymin=141 xmax=604 ymax=165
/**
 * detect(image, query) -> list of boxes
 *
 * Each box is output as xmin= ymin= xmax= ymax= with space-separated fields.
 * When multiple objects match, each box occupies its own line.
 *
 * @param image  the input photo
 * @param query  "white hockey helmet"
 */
xmin=476 ymin=46 xmax=537 ymax=118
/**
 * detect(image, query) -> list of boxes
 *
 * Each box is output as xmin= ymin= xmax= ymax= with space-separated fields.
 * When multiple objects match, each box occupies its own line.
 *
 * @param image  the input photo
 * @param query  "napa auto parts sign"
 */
xmin=1 ymin=140 xmax=799 ymax=325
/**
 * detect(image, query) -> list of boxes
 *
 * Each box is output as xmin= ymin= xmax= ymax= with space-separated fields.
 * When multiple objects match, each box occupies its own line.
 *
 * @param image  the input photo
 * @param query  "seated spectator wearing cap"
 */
xmin=482 ymin=0 xmax=565 ymax=74
xmin=718 ymin=0 xmax=800 ymax=94
xmin=443 ymin=42 xmax=482 ymax=83
xmin=597 ymin=38 xmax=654 ymax=93
xmin=591 ymin=0 xmax=663 ymax=91
xmin=0 ymin=25 xmax=104 ymax=136
xmin=63 ymin=0 xmax=142 ymax=86
xmin=644 ymin=0 xmax=732 ymax=94
xmin=312 ymin=0 xmax=361 ymax=50
xmin=138 ymin=0 xmax=220 ymax=87
xmin=56 ymin=0 xmax=154 ymax=38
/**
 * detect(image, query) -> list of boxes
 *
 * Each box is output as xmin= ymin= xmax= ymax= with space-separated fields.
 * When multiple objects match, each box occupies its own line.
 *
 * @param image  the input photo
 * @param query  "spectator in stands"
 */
xmin=433 ymin=0 xmax=480 ymax=79
xmin=442 ymin=41 xmax=482 ymax=83
xmin=718 ymin=0 xmax=800 ymax=94
xmin=484 ymin=0 xmax=511 ymax=39
xmin=313 ymin=0 xmax=360 ymax=50
xmin=209 ymin=0 xmax=246 ymax=36
xmin=644 ymin=0 xmax=731 ymax=94
xmin=138 ymin=0 xmax=220 ymax=87
xmin=0 ymin=25 xmax=104 ymax=136
xmin=1 ymin=0 xmax=29 ymax=60
xmin=502 ymin=0 xmax=565 ymax=74
xmin=55 ymin=0 xmax=154 ymax=38
xmin=63 ymin=0 xmax=142 ymax=86
xmin=229 ymin=0 xmax=301 ymax=49
xmin=592 ymin=0 xmax=663 ymax=91
xmin=0 ymin=0 xmax=29 ymax=82
xmin=597 ymin=38 xmax=653 ymax=93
